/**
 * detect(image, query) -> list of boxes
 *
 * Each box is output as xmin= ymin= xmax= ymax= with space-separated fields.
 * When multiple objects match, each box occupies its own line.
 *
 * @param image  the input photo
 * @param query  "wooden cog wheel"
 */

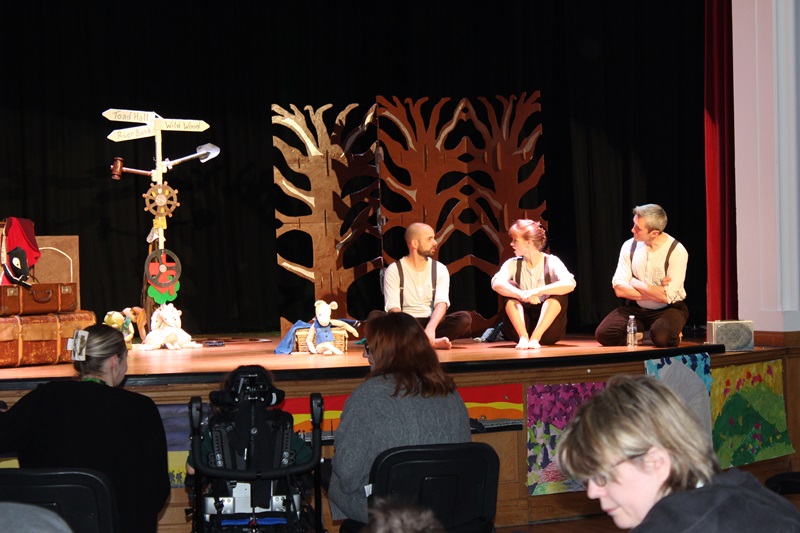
xmin=143 ymin=181 xmax=180 ymax=217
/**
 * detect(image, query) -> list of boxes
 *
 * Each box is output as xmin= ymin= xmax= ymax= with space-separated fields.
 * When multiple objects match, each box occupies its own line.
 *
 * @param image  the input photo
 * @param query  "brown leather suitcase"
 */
xmin=0 ymin=310 xmax=95 ymax=367
xmin=0 ymin=286 xmax=22 ymax=316
xmin=21 ymin=283 xmax=78 ymax=315
xmin=0 ymin=283 xmax=78 ymax=316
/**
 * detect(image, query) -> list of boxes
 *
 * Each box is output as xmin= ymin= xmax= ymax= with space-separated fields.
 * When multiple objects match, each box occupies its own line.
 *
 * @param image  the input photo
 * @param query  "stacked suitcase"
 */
xmin=0 ymin=283 xmax=95 ymax=367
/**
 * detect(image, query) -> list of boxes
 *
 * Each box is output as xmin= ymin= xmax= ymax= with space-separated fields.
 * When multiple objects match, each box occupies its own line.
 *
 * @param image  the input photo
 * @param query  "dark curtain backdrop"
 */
xmin=0 ymin=1 xmax=708 ymax=335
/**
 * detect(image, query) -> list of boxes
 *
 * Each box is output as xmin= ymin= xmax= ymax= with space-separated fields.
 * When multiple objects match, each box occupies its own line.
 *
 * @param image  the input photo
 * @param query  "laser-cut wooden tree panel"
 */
xmin=272 ymin=93 xmax=547 ymax=331
xmin=272 ymin=103 xmax=380 ymax=333
xmin=376 ymin=92 xmax=546 ymax=321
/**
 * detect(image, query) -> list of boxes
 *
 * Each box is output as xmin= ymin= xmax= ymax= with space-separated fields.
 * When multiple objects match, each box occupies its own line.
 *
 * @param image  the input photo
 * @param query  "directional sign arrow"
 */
xmin=102 ymin=108 xmax=156 ymax=123
xmin=155 ymin=118 xmax=210 ymax=132
xmin=107 ymin=124 xmax=156 ymax=142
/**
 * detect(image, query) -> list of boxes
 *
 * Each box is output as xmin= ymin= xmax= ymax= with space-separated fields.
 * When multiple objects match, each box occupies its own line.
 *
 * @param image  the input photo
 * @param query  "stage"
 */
xmin=0 ymin=333 xmax=726 ymax=393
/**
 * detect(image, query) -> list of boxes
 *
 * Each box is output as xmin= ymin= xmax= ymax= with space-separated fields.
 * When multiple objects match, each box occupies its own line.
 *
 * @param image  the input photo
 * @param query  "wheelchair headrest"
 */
xmin=210 ymin=365 xmax=285 ymax=407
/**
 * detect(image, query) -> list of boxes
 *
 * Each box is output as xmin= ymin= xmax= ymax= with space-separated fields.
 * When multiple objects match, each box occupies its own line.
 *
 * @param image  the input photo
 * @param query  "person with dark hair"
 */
xmin=378 ymin=222 xmax=472 ymax=349
xmin=595 ymin=204 xmax=689 ymax=347
xmin=327 ymin=312 xmax=471 ymax=523
xmin=0 ymin=324 xmax=170 ymax=533
xmin=362 ymin=498 xmax=445 ymax=533
xmin=491 ymin=219 xmax=576 ymax=349
xmin=556 ymin=374 xmax=800 ymax=532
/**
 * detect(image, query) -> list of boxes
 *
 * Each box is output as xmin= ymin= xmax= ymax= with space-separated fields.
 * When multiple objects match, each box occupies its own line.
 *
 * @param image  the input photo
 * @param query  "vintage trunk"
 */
xmin=0 ymin=310 xmax=96 ymax=367
xmin=0 ymin=315 xmax=58 ymax=367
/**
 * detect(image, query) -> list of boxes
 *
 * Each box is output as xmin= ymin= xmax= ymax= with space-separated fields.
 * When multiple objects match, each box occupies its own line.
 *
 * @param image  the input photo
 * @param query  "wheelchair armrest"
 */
xmin=189 ymin=396 xmax=202 ymax=432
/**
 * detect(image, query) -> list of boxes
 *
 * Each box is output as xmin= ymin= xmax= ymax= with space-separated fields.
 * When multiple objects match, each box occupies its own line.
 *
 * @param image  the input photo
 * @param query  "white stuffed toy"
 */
xmin=137 ymin=303 xmax=203 ymax=350
xmin=306 ymin=300 xmax=358 ymax=355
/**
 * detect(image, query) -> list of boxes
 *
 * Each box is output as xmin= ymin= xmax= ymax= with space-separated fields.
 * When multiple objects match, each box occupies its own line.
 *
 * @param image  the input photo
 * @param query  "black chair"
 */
xmin=766 ymin=472 xmax=800 ymax=495
xmin=0 ymin=467 xmax=120 ymax=533
xmin=339 ymin=442 xmax=500 ymax=533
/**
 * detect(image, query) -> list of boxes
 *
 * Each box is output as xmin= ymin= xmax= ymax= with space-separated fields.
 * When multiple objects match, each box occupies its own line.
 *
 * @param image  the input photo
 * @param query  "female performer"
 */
xmin=491 ymin=219 xmax=576 ymax=349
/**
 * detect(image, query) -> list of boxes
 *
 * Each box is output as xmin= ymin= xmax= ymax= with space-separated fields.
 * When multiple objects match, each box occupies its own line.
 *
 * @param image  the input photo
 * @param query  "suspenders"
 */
xmin=397 ymin=259 xmax=437 ymax=312
xmin=514 ymin=255 xmax=551 ymax=287
xmin=629 ymin=238 xmax=679 ymax=276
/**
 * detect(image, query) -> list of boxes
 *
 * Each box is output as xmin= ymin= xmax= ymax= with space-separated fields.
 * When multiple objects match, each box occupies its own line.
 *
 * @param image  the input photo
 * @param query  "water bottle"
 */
xmin=626 ymin=315 xmax=637 ymax=347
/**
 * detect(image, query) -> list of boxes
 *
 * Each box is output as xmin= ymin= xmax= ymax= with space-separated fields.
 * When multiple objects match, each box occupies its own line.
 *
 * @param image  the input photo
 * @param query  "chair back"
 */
xmin=0 ymin=467 xmax=120 ymax=533
xmin=369 ymin=442 xmax=500 ymax=533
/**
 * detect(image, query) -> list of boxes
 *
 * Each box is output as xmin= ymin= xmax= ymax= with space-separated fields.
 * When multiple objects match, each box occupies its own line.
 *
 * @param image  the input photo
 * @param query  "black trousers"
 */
xmin=501 ymin=294 xmax=569 ymax=345
xmin=365 ymin=309 xmax=473 ymax=340
xmin=595 ymin=301 xmax=689 ymax=347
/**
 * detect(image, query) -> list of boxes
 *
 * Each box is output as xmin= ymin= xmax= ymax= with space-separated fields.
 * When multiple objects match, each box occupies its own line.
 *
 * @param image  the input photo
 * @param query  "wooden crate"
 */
xmin=294 ymin=327 xmax=348 ymax=353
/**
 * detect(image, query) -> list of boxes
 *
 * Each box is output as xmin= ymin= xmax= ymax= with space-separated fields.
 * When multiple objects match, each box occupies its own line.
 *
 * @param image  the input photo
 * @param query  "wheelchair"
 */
xmin=186 ymin=368 xmax=325 ymax=532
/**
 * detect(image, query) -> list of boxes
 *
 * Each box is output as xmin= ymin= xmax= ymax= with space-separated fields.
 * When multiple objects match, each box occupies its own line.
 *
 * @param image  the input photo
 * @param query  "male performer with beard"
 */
xmin=378 ymin=223 xmax=472 ymax=349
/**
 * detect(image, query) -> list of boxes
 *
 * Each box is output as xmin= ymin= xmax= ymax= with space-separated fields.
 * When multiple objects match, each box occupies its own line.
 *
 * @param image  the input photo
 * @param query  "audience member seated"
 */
xmin=0 ymin=324 xmax=170 ymax=533
xmin=362 ymin=498 xmax=445 ymax=533
xmin=185 ymin=364 xmax=312 ymax=479
xmin=556 ymin=374 xmax=800 ymax=532
xmin=327 ymin=312 xmax=472 ymax=523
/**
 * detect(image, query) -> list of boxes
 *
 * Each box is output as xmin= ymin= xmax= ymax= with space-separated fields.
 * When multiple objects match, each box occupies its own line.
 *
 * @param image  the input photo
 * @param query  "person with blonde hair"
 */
xmin=328 ymin=312 xmax=471 ymax=523
xmin=556 ymin=374 xmax=800 ymax=531
xmin=491 ymin=219 xmax=576 ymax=349
xmin=0 ymin=324 xmax=170 ymax=533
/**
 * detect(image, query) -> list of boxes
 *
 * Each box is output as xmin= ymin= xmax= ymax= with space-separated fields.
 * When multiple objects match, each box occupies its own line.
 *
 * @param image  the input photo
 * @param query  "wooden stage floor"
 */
xmin=0 ymin=332 xmax=723 ymax=390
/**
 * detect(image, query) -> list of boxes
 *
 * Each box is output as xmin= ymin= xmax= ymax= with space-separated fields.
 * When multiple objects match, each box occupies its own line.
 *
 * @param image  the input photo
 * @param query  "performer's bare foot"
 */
xmin=516 ymin=338 xmax=530 ymax=350
xmin=431 ymin=337 xmax=452 ymax=350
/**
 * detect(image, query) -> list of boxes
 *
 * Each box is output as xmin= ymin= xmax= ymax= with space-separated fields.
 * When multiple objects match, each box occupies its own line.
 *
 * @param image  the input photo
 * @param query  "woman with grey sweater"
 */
xmin=328 ymin=312 xmax=472 ymax=523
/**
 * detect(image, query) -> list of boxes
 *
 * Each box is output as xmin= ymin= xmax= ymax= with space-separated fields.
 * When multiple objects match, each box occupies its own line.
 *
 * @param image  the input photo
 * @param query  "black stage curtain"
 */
xmin=0 ymin=1 xmax=707 ymax=335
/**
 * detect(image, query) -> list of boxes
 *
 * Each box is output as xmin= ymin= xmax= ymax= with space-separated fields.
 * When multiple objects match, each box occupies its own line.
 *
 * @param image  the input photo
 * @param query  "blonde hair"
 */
xmin=72 ymin=324 xmax=127 ymax=376
xmin=508 ymin=219 xmax=547 ymax=251
xmin=556 ymin=374 xmax=719 ymax=495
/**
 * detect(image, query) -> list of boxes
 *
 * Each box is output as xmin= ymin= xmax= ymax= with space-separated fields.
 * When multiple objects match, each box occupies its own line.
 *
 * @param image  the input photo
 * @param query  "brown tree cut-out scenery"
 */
xmin=272 ymin=93 xmax=547 ymax=332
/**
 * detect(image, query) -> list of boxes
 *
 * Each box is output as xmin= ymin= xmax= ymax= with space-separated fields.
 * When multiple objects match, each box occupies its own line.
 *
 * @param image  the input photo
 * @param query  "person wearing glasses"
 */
xmin=556 ymin=374 xmax=800 ymax=531
xmin=491 ymin=219 xmax=576 ymax=350
xmin=327 ymin=312 xmax=471 ymax=524
xmin=0 ymin=324 xmax=170 ymax=533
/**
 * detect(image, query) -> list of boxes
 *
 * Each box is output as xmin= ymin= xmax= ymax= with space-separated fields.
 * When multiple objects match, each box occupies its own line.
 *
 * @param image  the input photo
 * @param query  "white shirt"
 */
xmin=611 ymin=235 xmax=688 ymax=309
xmin=383 ymin=257 xmax=450 ymax=318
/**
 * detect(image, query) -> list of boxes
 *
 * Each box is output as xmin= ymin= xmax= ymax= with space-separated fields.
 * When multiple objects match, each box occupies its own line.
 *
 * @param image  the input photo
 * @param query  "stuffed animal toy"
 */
xmin=124 ymin=306 xmax=148 ymax=344
xmin=103 ymin=310 xmax=135 ymax=349
xmin=104 ymin=307 xmax=147 ymax=349
xmin=306 ymin=300 xmax=358 ymax=355
xmin=137 ymin=303 xmax=203 ymax=350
